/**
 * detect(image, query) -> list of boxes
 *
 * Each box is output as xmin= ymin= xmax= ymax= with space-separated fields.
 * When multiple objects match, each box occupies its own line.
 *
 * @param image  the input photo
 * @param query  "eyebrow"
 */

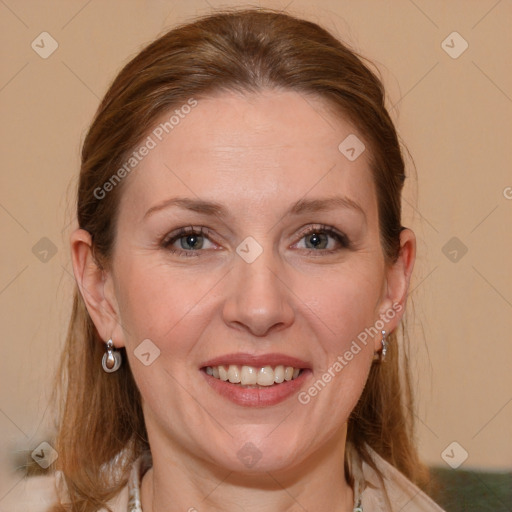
xmin=143 ymin=195 xmax=366 ymax=220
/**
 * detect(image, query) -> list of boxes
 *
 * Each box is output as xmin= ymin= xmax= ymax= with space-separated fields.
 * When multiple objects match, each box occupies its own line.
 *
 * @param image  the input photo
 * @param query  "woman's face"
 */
xmin=80 ymin=90 xmax=413 ymax=474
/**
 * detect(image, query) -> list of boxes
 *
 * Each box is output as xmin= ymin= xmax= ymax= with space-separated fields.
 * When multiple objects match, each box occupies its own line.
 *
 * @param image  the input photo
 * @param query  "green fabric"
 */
xmin=427 ymin=467 xmax=512 ymax=511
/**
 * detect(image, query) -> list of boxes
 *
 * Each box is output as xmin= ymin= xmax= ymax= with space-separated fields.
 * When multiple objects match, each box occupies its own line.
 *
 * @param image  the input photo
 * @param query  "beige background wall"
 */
xmin=1 ymin=0 xmax=511 ymax=500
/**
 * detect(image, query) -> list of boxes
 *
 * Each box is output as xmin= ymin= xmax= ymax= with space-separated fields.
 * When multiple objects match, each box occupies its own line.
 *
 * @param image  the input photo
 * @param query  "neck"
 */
xmin=140 ymin=427 xmax=354 ymax=512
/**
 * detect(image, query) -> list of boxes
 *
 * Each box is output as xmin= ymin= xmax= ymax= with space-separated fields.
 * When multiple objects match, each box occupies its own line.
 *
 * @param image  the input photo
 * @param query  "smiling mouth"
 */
xmin=203 ymin=364 xmax=303 ymax=387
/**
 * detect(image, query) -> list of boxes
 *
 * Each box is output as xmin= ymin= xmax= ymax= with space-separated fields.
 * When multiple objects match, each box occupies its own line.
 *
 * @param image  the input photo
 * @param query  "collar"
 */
xmin=127 ymin=450 xmax=152 ymax=512
xmin=124 ymin=448 xmax=367 ymax=512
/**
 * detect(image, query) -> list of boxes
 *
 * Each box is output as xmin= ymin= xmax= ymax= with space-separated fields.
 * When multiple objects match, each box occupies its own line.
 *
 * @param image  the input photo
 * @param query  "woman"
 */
xmin=42 ymin=8 xmax=445 ymax=512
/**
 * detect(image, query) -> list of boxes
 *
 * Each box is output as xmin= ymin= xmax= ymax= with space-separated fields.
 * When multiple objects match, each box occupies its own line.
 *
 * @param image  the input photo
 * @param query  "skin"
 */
xmin=71 ymin=89 xmax=415 ymax=511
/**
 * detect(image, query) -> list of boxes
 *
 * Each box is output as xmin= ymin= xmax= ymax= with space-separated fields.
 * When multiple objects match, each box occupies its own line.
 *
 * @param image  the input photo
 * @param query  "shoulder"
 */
xmin=360 ymin=447 xmax=445 ymax=512
xmin=0 ymin=472 xmax=130 ymax=512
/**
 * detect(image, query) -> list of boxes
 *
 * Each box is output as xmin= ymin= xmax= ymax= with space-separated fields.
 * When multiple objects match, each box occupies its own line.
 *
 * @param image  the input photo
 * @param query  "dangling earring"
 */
xmin=102 ymin=339 xmax=122 ymax=373
xmin=380 ymin=330 xmax=388 ymax=361
xmin=373 ymin=330 xmax=389 ymax=362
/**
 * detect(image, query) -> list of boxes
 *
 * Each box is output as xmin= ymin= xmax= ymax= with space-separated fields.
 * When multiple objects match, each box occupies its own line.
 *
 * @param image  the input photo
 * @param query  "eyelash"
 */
xmin=161 ymin=224 xmax=351 ymax=258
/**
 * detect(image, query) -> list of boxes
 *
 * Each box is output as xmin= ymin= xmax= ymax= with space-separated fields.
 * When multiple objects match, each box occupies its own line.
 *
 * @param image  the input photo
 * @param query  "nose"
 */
xmin=222 ymin=246 xmax=295 ymax=337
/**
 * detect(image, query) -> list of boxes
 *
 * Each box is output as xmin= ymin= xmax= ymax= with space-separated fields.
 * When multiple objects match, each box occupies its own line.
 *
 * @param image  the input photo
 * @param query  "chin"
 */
xmin=203 ymin=430 xmax=309 ymax=475
xmin=221 ymin=450 xmax=303 ymax=475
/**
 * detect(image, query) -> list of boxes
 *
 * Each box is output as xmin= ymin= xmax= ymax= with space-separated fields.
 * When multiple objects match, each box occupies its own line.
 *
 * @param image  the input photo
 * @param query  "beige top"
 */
xmin=2 ymin=446 xmax=445 ymax=511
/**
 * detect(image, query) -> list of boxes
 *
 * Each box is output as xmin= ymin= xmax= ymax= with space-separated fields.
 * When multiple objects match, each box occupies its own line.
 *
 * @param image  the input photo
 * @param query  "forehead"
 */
xmin=118 ymin=89 xmax=377 ymax=223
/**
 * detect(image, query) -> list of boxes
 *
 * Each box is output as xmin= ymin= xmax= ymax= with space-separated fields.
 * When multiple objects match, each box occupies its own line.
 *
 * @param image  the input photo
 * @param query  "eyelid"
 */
xmin=292 ymin=223 xmax=351 ymax=250
xmin=161 ymin=226 xmax=221 ymax=257
xmin=161 ymin=226 xmax=213 ymax=246
xmin=161 ymin=223 xmax=350 ymax=258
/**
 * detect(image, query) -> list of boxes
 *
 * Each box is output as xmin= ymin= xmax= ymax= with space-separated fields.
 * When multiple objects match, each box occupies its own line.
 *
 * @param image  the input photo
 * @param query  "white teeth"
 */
xmin=205 ymin=364 xmax=302 ymax=386
xmin=274 ymin=365 xmax=285 ymax=383
xmin=257 ymin=366 xmax=275 ymax=386
xmin=227 ymin=364 xmax=241 ymax=383
xmin=218 ymin=365 xmax=228 ymax=381
xmin=240 ymin=365 xmax=258 ymax=385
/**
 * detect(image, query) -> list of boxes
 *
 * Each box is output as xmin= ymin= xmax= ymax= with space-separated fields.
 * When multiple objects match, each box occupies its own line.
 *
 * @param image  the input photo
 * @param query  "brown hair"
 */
xmin=52 ymin=8 xmax=427 ymax=511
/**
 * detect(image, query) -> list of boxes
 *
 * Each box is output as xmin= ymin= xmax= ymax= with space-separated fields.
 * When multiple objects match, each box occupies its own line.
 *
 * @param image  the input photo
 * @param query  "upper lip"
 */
xmin=200 ymin=353 xmax=311 ymax=369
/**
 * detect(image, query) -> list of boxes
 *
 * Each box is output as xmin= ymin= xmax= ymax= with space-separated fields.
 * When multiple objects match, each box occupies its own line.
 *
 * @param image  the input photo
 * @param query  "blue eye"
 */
xmin=161 ymin=224 xmax=350 ymax=258
xmin=176 ymin=232 xmax=204 ymax=250
xmin=294 ymin=225 xmax=350 ymax=253
xmin=162 ymin=227 xmax=216 ymax=257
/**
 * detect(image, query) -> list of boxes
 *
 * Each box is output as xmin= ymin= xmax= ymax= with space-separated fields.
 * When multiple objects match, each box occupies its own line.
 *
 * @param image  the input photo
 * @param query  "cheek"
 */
xmin=295 ymin=272 xmax=379 ymax=417
xmin=302 ymin=264 xmax=383 ymax=349
xmin=115 ymin=259 xmax=219 ymax=344
xmin=115 ymin=252 xmax=384 ymax=355
xmin=294 ymin=264 xmax=382 ymax=410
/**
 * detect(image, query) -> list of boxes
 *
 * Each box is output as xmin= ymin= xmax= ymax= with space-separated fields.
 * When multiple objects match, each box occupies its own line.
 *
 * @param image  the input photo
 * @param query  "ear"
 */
xmin=374 ymin=228 xmax=416 ymax=350
xmin=70 ymin=228 xmax=125 ymax=348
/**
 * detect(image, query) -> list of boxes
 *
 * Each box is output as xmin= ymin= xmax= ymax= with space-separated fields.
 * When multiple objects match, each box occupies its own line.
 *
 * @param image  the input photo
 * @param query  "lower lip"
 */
xmin=201 ymin=369 xmax=311 ymax=407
